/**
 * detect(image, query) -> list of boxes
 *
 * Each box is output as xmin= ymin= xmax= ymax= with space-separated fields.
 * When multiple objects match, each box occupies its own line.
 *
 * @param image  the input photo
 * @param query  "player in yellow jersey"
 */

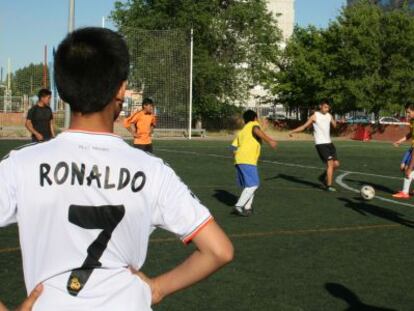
xmin=231 ymin=110 xmax=277 ymax=216
xmin=392 ymin=103 xmax=414 ymax=199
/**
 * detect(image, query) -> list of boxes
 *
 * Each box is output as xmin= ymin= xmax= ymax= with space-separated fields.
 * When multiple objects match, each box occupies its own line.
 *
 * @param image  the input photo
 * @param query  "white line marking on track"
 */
xmin=336 ymin=172 xmax=414 ymax=208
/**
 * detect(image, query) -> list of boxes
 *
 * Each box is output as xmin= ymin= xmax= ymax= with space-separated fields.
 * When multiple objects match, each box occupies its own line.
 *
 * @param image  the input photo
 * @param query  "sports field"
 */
xmin=0 ymin=139 xmax=413 ymax=310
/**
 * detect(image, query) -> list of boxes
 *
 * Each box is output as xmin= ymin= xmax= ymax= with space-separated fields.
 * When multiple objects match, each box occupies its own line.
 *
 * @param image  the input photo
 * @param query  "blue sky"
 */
xmin=0 ymin=0 xmax=346 ymax=73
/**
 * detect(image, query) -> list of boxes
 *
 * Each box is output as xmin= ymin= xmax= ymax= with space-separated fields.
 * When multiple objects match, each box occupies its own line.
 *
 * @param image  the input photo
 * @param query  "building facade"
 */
xmin=267 ymin=0 xmax=295 ymax=41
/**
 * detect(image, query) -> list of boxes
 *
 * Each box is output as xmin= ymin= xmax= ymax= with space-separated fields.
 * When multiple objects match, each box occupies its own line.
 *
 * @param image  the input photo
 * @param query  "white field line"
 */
xmin=157 ymin=147 xmax=414 ymax=207
xmin=157 ymin=148 xmax=402 ymax=180
xmin=336 ymin=172 xmax=414 ymax=208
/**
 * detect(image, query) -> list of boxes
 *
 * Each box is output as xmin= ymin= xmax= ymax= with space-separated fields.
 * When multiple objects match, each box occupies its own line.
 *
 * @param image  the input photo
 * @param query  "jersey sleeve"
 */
xmin=152 ymin=163 xmax=212 ymax=244
xmin=0 ymin=154 xmax=18 ymax=227
xmin=26 ymin=107 xmax=34 ymax=120
xmin=123 ymin=111 xmax=139 ymax=128
xmin=231 ymin=136 xmax=239 ymax=148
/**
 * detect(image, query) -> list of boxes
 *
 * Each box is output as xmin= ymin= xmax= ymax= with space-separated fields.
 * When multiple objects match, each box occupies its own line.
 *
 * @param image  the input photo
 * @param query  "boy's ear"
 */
xmin=116 ymin=81 xmax=127 ymax=101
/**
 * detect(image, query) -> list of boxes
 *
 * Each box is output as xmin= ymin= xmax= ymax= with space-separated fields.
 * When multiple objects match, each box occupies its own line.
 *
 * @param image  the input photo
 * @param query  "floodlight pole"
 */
xmin=64 ymin=0 xmax=75 ymax=128
xmin=188 ymin=28 xmax=194 ymax=140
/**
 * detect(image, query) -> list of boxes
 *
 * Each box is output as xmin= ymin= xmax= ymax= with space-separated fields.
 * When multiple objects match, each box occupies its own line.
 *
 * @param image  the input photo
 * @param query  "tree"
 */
xmin=10 ymin=63 xmax=48 ymax=97
xmin=381 ymin=7 xmax=414 ymax=113
xmin=328 ymin=1 xmax=384 ymax=118
xmin=277 ymin=0 xmax=414 ymax=119
xmin=274 ymin=25 xmax=330 ymax=120
xmin=111 ymin=0 xmax=282 ymax=122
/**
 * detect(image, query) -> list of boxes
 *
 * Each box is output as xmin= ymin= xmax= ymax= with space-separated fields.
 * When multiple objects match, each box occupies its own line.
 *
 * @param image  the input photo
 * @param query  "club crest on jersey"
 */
xmin=69 ymin=276 xmax=81 ymax=292
xmin=39 ymin=162 xmax=146 ymax=192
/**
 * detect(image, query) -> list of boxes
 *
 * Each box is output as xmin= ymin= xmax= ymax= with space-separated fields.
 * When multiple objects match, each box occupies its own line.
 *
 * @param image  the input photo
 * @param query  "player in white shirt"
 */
xmin=289 ymin=99 xmax=340 ymax=192
xmin=0 ymin=27 xmax=233 ymax=310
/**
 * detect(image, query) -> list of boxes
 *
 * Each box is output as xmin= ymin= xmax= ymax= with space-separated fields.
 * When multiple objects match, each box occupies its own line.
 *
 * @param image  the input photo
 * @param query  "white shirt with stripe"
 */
xmin=0 ymin=131 xmax=211 ymax=311
xmin=313 ymin=112 xmax=332 ymax=145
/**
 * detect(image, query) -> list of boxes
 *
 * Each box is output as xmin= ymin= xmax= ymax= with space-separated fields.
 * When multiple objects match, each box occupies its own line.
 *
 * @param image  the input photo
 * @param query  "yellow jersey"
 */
xmin=231 ymin=121 xmax=262 ymax=165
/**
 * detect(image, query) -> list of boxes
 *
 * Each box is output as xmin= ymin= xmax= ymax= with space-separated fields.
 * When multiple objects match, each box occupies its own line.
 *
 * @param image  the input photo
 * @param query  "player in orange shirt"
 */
xmin=124 ymin=98 xmax=156 ymax=153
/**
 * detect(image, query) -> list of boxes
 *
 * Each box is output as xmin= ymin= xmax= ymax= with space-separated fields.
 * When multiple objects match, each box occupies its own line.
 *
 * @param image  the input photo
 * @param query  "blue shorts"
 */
xmin=401 ymin=148 xmax=413 ymax=166
xmin=236 ymin=164 xmax=260 ymax=188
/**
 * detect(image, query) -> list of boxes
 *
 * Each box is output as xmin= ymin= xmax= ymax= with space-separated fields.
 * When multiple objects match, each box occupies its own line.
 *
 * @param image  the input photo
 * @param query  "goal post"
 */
xmin=121 ymin=28 xmax=193 ymax=137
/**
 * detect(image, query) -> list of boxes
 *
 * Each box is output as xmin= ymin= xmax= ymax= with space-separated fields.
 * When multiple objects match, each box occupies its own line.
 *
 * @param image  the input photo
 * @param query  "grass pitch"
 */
xmin=0 ymin=139 xmax=413 ymax=310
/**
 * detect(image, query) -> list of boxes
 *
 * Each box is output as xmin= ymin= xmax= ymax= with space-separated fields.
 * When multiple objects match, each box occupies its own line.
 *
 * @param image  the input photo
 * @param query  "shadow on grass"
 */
xmin=266 ymin=173 xmax=323 ymax=189
xmin=346 ymin=178 xmax=397 ymax=195
xmin=213 ymin=189 xmax=238 ymax=206
xmin=325 ymin=283 xmax=397 ymax=311
xmin=338 ymin=197 xmax=414 ymax=228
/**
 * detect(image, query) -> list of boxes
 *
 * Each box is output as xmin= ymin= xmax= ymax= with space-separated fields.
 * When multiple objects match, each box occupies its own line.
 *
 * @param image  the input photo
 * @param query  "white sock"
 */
xmin=236 ymin=186 xmax=258 ymax=210
xmin=245 ymin=195 xmax=255 ymax=211
xmin=402 ymin=171 xmax=414 ymax=193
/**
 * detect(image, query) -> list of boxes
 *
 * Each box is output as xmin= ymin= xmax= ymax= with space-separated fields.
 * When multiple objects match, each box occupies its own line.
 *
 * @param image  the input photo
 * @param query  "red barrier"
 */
xmin=352 ymin=125 xmax=371 ymax=141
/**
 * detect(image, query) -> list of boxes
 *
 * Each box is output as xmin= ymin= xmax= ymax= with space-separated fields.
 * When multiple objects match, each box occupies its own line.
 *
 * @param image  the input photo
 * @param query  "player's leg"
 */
xmin=326 ymin=144 xmax=339 ymax=192
xmin=394 ymin=148 xmax=413 ymax=198
xmin=233 ymin=164 xmax=259 ymax=216
xmin=235 ymin=186 xmax=257 ymax=211
xmin=326 ymin=160 xmax=335 ymax=188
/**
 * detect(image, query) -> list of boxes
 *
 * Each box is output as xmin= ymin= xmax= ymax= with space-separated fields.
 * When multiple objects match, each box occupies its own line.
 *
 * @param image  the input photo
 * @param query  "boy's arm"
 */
xmin=127 ymin=124 xmax=138 ymax=138
xmin=330 ymin=114 xmax=337 ymax=128
xmin=253 ymin=127 xmax=277 ymax=148
xmin=289 ymin=114 xmax=316 ymax=136
xmin=25 ymin=120 xmax=43 ymax=141
xmin=135 ymin=220 xmax=233 ymax=304
xmin=50 ymin=120 xmax=55 ymax=138
xmin=124 ymin=114 xmax=139 ymax=138
xmin=394 ymin=132 xmax=411 ymax=147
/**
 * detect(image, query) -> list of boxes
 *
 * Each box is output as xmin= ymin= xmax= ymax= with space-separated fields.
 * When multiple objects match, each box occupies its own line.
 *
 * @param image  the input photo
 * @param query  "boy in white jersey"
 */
xmin=289 ymin=99 xmax=340 ymax=192
xmin=0 ymin=28 xmax=233 ymax=310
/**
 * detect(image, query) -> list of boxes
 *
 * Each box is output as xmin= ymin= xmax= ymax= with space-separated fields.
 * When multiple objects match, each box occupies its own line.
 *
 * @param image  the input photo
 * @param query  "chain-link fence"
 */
xmin=121 ymin=29 xmax=191 ymax=136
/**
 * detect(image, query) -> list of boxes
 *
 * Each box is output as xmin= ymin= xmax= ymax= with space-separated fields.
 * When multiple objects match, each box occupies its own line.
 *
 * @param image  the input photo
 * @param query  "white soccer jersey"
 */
xmin=0 ymin=131 xmax=212 ymax=311
xmin=313 ymin=112 xmax=332 ymax=145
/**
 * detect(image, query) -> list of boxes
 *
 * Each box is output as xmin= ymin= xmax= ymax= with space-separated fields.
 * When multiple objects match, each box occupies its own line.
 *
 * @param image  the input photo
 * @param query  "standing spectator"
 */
xmin=124 ymin=98 xmax=156 ymax=153
xmin=25 ymin=89 xmax=55 ymax=142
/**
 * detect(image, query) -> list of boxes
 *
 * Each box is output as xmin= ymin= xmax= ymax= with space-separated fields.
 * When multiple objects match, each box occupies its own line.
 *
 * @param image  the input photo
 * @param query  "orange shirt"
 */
xmin=123 ymin=110 xmax=156 ymax=145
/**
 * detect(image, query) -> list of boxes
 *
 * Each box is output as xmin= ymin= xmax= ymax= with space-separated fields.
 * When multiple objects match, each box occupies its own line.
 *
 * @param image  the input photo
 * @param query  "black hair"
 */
xmin=142 ymin=97 xmax=154 ymax=107
xmin=38 ymin=88 xmax=51 ymax=99
xmin=243 ymin=110 xmax=257 ymax=123
xmin=320 ymin=98 xmax=331 ymax=106
xmin=54 ymin=27 xmax=130 ymax=114
xmin=405 ymin=101 xmax=414 ymax=111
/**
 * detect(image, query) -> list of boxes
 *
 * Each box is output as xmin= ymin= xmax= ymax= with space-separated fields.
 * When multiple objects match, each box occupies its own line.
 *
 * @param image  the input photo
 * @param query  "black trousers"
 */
xmin=133 ymin=143 xmax=153 ymax=153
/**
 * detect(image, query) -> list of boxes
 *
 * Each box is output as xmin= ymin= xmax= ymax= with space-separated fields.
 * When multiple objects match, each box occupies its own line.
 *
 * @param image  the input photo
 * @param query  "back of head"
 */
xmin=243 ymin=110 xmax=257 ymax=124
xmin=54 ymin=27 xmax=130 ymax=114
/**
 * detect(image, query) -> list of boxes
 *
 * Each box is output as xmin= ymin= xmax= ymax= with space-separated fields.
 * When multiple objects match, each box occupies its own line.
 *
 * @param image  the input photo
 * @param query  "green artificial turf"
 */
xmin=0 ymin=139 xmax=413 ymax=310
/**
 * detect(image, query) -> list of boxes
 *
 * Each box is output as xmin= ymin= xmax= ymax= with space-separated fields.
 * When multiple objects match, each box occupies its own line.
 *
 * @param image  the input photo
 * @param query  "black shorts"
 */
xmin=133 ymin=143 xmax=153 ymax=153
xmin=315 ymin=143 xmax=337 ymax=163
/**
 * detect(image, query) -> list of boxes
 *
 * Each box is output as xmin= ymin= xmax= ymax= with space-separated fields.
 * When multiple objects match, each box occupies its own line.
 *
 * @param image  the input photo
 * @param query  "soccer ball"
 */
xmin=360 ymin=185 xmax=375 ymax=201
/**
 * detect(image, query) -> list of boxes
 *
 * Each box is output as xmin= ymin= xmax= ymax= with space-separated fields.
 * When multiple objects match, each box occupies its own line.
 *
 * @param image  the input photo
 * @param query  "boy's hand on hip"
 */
xmin=130 ymin=268 xmax=164 ymax=305
xmin=15 ymin=284 xmax=43 ymax=311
